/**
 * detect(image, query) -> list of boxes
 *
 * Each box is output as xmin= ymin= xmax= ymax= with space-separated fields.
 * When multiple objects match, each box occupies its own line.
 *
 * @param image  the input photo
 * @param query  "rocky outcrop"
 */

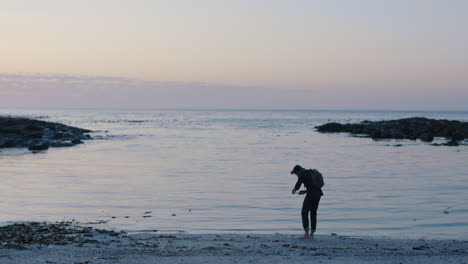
xmin=315 ymin=117 xmax=468 ymax=146
xmin=0 ymin=116 xmax=92 ymax=151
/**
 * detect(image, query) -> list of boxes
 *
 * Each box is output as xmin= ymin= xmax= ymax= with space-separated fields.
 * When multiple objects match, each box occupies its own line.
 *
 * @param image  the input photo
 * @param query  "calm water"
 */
xmin=1 ymin=109 xmax=467 ymax=239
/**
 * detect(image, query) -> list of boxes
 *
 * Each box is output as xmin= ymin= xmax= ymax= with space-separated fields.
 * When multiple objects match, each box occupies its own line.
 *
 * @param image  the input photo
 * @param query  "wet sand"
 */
xmin=1 ymin=223 xmax=467 ymax=264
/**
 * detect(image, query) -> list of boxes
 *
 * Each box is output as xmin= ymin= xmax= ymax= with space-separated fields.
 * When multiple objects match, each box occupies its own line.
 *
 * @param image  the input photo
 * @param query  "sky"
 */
xmin=1 ymin=0 xmax=467 ymax=110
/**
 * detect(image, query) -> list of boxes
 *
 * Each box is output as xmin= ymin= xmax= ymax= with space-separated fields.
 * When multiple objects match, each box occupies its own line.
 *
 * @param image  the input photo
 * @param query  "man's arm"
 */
xmin=292 ymin=176 xmax=303 ymax=194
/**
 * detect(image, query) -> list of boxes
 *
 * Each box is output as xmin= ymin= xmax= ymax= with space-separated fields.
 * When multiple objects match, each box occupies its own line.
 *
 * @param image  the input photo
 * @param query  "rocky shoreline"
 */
xmin=1 ymin=222 xmax=468 ymax=264
xmin=0 ymin=116 xmax=92 ymax=151
xmin=0 ymin=222 xmax=122 ymax=249
xmin=316 ymin=117 xmax=467 ymax=146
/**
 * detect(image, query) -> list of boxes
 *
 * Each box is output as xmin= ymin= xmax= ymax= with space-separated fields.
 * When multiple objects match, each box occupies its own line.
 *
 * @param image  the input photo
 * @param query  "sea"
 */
xmin=1 ymin=109 xmax=467 ymax=239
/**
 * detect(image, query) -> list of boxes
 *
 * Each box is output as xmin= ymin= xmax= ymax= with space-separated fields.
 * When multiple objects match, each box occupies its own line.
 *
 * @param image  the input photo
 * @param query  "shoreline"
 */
xmin=1 ymin=222 xmax=467 ymax=263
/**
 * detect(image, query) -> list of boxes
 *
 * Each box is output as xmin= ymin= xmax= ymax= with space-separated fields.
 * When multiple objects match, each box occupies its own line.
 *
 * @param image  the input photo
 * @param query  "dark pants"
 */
xmin=301 ymin=197 xmax=320 ymax=232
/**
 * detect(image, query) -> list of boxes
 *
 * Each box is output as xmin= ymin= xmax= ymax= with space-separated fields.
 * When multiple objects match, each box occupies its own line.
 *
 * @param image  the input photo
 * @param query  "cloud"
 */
xmin=0 ymin=73 xmax=319 ymax=109
xmin=0 ymin=73 xmax=466 ymax=110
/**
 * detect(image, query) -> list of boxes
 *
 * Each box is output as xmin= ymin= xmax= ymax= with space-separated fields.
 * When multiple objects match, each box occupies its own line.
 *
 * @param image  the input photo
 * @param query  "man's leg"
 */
xmin=309 ymin=197 xmax=321 ymax=237
xmin=301 ymin=198 xmax=312 ymax=238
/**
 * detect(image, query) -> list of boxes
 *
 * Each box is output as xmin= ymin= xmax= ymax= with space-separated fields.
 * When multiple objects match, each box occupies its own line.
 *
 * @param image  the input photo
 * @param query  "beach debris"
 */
xmin=444 ymin=207 xmax=452 ymax=214
xmin=202 ymin=246 xmax=217 ymax=251
xmin=134 ymin=241 xmax=159 ymax=248
xmin=95 ymin=229 xmax=121 ymax=236
xmin=0 ymin=221 xmax=129 ymax=251
xmin=92 ymin=256 xmax=124 ymax=260
xmin=413 ymin=245 xmax=431 ymax=250
xmin=0 ymin=222 xmax=96 ymax=247
xmin=172 ymin=214 xmax=176 ymax=216
xmin=0 ymin=254 xmax=11 ymax=257
xmin=313 ymin=252 xmax=328 ymax=256
xmin=81 ymin=220 xmax=109 ymax=224
xmin=143 ymin=211 xmax=152 ymax=217
xmin=81 ymin=239 xmax=99 ymax=244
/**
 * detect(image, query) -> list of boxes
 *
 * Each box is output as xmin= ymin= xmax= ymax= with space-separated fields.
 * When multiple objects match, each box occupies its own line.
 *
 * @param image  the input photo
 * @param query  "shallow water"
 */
xmin=1 ymin=109 xmax=467 ymax=239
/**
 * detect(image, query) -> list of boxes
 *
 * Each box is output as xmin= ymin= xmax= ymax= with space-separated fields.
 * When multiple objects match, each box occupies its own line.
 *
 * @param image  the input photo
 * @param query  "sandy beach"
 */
xmin=1 ymin=223 xmax=467 ymax=264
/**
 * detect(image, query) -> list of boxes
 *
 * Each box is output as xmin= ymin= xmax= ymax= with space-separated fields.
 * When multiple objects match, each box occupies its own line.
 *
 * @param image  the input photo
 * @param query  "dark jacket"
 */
xmin=294 ymin=169 xmax=324 ymax=199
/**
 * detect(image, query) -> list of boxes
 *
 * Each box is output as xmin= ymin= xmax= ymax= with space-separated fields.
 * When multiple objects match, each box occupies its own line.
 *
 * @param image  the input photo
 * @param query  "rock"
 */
xmin=315 ymin=117 xmax=467 ymax=146
xmin=391 ymin=130 xmax=406 ymax=139
xmin=443 ymin=140 xmax=459 ymax=146
xmin=315 ymin=122 xmax=344 ymax=132
xmin=419 ymin=133 xmax=434 ymax=142
xmin=24 ymin=124 xmax=43 ymax=131
xmin=0 ymin=116 xmax=92 ymax=151
xmin=0 ymin=139 xmax=16 ymax=148
xmin=451 ymin=131 xmax=464 ymax=141
xmin=71 ymin=139 xmax=83 ymax=144
xmin=28 ymin=143 xmax=50 ymax=151
xmin=28 ymin=132 xmax=43 ymax=138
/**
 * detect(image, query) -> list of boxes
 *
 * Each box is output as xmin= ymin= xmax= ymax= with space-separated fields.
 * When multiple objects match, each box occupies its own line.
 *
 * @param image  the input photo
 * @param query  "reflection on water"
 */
xmin=1 ymin=109 xmax=468 ymax=239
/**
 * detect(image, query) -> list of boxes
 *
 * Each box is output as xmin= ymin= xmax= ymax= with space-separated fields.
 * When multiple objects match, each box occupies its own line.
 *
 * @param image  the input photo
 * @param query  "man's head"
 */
xmin=291 ymin=164 xmax=303 ymax=175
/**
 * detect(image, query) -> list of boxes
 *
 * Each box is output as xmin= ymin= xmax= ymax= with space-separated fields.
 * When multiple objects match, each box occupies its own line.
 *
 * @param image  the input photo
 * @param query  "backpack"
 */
xmin=308 ymin=169 xmax=324 ymax=188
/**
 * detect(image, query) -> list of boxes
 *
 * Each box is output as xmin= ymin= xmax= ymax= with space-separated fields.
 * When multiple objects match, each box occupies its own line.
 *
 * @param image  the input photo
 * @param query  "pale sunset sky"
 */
xmin=1 ymin=0 xmax=467 ymax=109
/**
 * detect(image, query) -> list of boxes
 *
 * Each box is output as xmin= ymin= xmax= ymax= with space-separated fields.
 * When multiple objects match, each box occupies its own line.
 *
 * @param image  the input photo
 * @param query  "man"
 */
xmin=291 ymin=164 xmax=324 ymax=239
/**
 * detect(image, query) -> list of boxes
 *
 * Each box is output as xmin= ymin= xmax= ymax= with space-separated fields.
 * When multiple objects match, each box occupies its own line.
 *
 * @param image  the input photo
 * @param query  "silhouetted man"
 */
xmin=291 ymin=164 xmax=324 ymax=239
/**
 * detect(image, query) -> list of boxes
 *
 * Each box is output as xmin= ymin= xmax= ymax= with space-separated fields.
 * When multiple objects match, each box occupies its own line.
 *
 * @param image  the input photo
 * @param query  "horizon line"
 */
xmin=1 ymin=107 xmax=468 ymax=113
